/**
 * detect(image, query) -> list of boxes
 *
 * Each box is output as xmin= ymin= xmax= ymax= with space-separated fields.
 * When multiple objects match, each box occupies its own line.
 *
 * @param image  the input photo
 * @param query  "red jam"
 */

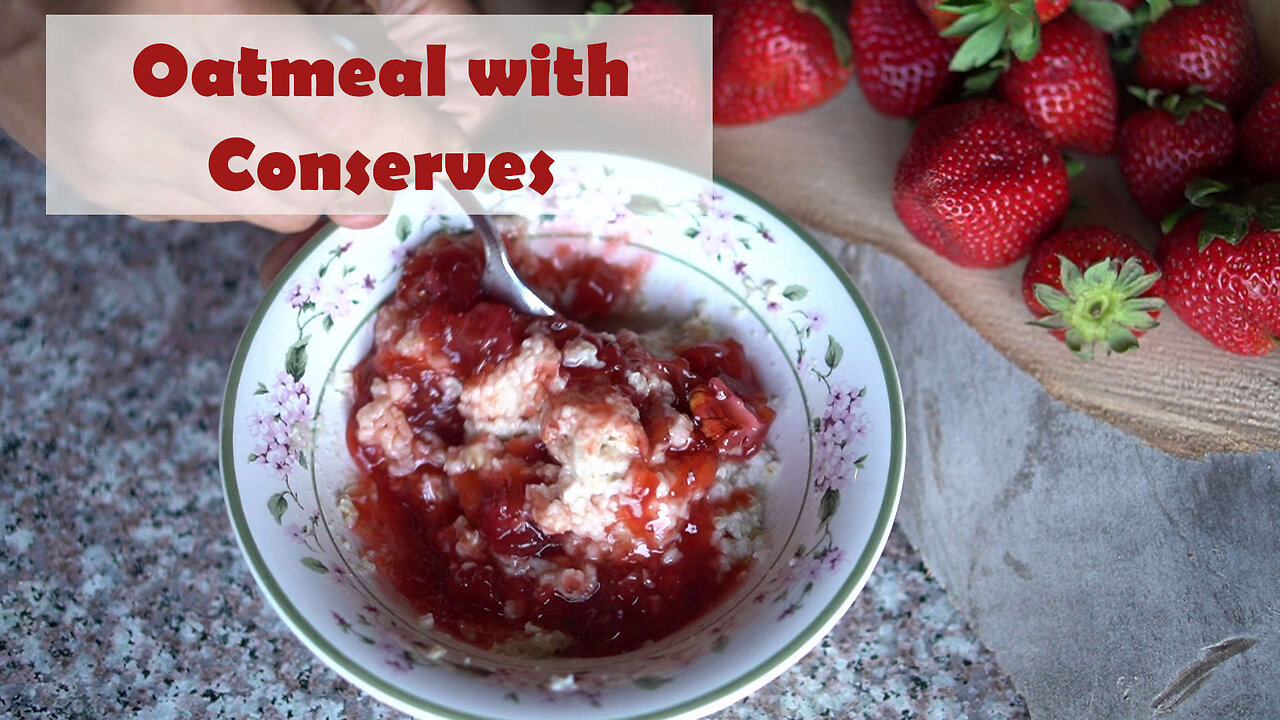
xmin=346 ymin=231 xmax=775 ymax=656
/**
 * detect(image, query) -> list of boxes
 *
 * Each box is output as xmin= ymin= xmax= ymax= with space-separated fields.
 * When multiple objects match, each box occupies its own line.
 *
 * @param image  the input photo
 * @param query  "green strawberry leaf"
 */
xmin=1007 ymin=12 xmax=1041 ymax=61
xmin=1105 ymin=325 xmax=1140 ymax=354
xmin=1198 ymin=206 xmax=1250 ymax=249
xmin=1034 ymin=284 xmax=1075 ymax=314
xmin=942 ymin=5 xmax=1002 ymax=36
xmin=1058 ymin=255 xmax=1087 ymax=297
xmin=963 ymin=65 xmax=1005 ymax=94
xmin=1257 ymin=204 xmax=1280 ymax=232
xmin=1124 ymin=297 xmax=1166 ymax=314
xmin=950 ymin=14 xmax=1009 ymax=72
xmin=586 ymin=0 xmax=632 ymax=13
xmin=1186 ymin=177 xmax=1233 ymax=207
xmin=1073 ymin=0 xmax=1135 ymax=32
xmin=1110 ymin=38 xmax=1138 ymax=64
xmin=935 ymin=0 xmax=992 ymax=14
xmin=1161 ymin=204 xmax=1196 ymax=234
xmin=1028 ymin=314 xmax=1070 ymax=330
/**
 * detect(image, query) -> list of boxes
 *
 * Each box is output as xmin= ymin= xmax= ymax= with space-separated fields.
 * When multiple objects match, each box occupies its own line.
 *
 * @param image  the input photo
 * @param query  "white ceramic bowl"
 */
xmin=220 ymin=154 xmax=904 ymax=720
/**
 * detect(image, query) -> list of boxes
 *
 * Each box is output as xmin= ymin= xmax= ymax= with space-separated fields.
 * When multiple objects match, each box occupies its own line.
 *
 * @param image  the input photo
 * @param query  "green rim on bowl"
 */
xmin=219 ymin=178 xmax=906 ymax=720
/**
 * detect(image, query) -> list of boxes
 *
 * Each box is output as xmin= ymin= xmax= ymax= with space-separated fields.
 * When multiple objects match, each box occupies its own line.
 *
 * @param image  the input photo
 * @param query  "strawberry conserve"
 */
xmin=346 ymin=230 xmax=777 ymax=656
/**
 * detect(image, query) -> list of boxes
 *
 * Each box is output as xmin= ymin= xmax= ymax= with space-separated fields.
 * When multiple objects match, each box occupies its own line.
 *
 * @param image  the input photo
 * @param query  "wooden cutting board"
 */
xmin=715 ymin=1 xmax=1280 ymax=459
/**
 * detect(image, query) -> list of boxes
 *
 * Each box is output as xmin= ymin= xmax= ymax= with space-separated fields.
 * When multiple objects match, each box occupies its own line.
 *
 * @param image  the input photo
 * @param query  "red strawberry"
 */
xmin=1134 ymin=0 xmax=1263 ymax=114
xmin=1241 ymin=78 xmax=1280 ymax=182
xmin=709 ymin=0 xmax=853 ymax=125
xmin=1157 ymin=182 xmax=1280 ymax=355
xmin=587 ymin=0 xmax=686 ymax=12
xmin=915 ymin=0 xmax=1070 ymax=34
xmin=1117 ymin=89 xmax=1237 ymax=222
xmin=850 ymin=0 xmax=957 ymax=118
xmin=893 ymin=99 xmax=1070 ymax=268
xmin=995 ymin=13 xmax=1118 ymax=155
xmin=1022 ymin=226 xmax=1165 ymax=358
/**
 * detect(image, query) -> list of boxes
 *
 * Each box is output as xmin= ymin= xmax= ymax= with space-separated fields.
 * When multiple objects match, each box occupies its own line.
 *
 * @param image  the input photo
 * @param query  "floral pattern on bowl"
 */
xmin=221 ymin=153 xmax=904 ymax=720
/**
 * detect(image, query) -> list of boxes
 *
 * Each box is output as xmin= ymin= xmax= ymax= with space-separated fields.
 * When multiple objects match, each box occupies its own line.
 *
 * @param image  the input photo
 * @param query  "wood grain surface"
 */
xmin=714 ymin=2 xmax=1280 ymax=458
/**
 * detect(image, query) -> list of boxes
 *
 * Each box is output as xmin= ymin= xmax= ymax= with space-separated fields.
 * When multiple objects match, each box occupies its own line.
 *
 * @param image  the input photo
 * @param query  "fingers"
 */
xmin=366 ymin=0 xmax=477 ymax=14
xmin=260 ymin=217 xmax=329 ymax=289
xmin=134 ymin=213 xmax=323 ymax=234
xmin=331 ymin=214 xmax=387 ymax=229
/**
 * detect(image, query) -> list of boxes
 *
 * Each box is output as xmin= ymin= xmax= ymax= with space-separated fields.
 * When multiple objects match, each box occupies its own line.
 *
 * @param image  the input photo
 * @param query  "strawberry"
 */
xmin=1134 ymin=0 xmax=1263 ymax=115
xmin=893 ymin=99 xmax=1070 ymax=267
xmin=850 ymin=0 xmax=958 ymax=118
xmin=1022 ymin=226 xmax=1164 ymax=358
xmin=709 ymin=0 xmax=853 ymax=125
xmin=587 ymin=0 xmax=685 ymax=12
xmin=994 ymin=13 xmax=1118 ymax=154
xmin=1157 ymin=181 xmax=1280 ymax=356
xmin=1117 ymin=88 xmax=1237 ymax=222
xmin=1240 ymin=78 xmax=1280 ymax=182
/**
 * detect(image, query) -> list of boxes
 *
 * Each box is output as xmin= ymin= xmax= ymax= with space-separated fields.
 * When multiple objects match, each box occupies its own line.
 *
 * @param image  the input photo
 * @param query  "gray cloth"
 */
xmin=829 ymin=232 xmax=1279 ymax=720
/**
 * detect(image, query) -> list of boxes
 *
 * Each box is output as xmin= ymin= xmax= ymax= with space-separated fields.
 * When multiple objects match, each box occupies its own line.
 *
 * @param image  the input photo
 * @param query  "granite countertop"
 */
xmin=0 ymin=135 xmax=1027 ymax=718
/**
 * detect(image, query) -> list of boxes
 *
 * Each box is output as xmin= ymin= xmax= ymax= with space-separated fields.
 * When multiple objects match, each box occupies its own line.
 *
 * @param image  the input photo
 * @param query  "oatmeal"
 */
xmin=346 ymin=229 xmax=776 ymax=656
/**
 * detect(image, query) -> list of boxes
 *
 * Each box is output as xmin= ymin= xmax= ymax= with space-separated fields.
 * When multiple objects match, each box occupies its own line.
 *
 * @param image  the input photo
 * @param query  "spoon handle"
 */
xmin=444 ymin=186 xmax=556 ymax=317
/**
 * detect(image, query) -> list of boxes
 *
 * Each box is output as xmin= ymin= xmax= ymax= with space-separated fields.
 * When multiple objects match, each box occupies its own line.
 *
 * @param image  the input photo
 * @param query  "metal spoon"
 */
xmin=445 ymin=186 xmax=555 ymax=317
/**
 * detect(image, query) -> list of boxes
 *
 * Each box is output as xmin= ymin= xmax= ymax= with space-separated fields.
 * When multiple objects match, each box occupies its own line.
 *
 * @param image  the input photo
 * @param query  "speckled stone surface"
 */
xmin=0 ymin=134 xmax=1027 ymax=719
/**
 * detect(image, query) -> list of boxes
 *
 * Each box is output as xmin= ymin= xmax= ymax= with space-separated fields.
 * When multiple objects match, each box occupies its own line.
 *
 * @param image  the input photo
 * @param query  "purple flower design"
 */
xmin=813 ymin=383 xmax=871 ymax=492
xmin=385 ymin=651 xmax=414 ymax=673
xmin=250 ymin=372 xmax=312 ymax=478
xmin=319 ymin=278 xmax=357 ymax=320
xmin=697 ymin=188 xmax=724 ymax=212
xmin=805 ymin=311 xmax=825 ymax=333
xmin=697 ymin=225 xmax=734 ymax=258
xmin=732 ymin=260 xmax=748 ymax=276
xmin=246 ymin=409 xmax=274 ymax=437
xmin=824 ymin=547 xmax=847 ymax=571
xmin=284 ymin=523 xmax=307 ymax=546
xmin=362 ymin=274 xmax=376 ymax=291
xmin=330 ymin=563 xmax=357 ymax=590
xmin=391 ymin=244 xmax=414 ymax=265
xmin=851 ymin=414 xmax=873 ymax=444
xmin=286 ymin=276 xmax=322 ymax=309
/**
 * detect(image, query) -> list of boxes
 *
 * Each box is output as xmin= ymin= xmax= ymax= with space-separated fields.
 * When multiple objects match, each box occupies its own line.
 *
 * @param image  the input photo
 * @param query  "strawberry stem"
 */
xmin=938 ymin=0 xmax=1043 ymax=72
xmin=1029 ymin=256 xmax=1164 ymax=359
